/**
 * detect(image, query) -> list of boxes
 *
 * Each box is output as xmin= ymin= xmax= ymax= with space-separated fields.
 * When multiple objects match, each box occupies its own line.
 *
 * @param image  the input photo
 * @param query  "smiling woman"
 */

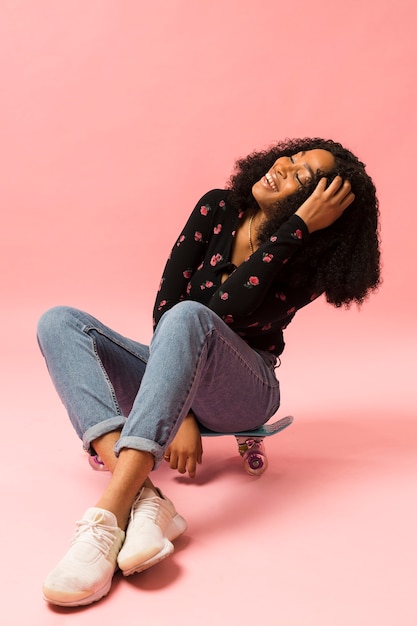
xmin=37 ymin=136 xmax=380 ymax=607
xmin=228 ymin=137 xmax=380 ymax=307
xmin=254 ymin=149 xmax=335 ymax=201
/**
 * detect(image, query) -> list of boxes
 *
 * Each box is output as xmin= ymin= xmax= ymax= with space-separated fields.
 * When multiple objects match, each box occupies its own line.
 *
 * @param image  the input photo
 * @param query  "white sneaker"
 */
xmin=117 ymin=488 xmax=187 ymax=576
xmin=43 ymin=508 xmax=125 ymax=607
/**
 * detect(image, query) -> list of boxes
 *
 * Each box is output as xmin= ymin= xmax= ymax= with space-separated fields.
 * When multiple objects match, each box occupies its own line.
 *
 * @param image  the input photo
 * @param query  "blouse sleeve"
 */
xmin=152 ymin=190 xmax=223 ymax=329
xmin=207 ymin=214 xmax=310 ymax=319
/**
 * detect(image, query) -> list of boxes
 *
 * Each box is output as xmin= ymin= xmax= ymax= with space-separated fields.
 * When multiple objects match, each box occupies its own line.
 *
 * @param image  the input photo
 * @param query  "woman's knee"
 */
xmin=37 ymin=306 xmax=78 ymax=349
xmin=159 ymin=301 xmax=215 ymax=331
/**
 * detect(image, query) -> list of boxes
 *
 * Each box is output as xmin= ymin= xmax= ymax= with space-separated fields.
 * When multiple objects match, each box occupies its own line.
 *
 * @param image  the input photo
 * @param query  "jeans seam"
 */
xmin=85 ymin=329 xmax=124 ymax=417
xmin=83 ymin=324 xmax=149 ymax=362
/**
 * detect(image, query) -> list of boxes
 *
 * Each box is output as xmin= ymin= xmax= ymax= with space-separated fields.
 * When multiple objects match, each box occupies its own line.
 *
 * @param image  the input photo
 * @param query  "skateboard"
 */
xmin=199 ymin=415 xmax=294 ymax=476
xmin=88 ymin=415 xmax=294 ymax=477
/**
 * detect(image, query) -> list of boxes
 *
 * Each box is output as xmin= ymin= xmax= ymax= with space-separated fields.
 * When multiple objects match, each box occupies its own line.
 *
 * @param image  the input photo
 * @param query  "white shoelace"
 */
xmin=130 ymin=490 xmax=172 ymax=528
xmin=71 ymin=520 xmax=118 ymax=556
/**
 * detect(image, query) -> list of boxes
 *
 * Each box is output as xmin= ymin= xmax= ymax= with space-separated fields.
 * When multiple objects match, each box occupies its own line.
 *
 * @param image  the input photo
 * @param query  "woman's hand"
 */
xmin=164 ymin=412 xmax=203 ymax=478
xmin=295 ymin=176 xmax=355 ymax=233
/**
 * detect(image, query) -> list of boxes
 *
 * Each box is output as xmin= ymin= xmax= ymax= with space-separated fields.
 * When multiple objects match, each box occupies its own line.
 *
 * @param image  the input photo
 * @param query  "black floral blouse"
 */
xmin=153 ymin=189 xmax=320 ymax=357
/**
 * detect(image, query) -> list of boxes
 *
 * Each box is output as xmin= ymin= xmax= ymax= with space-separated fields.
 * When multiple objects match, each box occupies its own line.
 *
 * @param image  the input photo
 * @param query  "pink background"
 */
xmin=1 ymin=1 xmax=416 ymax=624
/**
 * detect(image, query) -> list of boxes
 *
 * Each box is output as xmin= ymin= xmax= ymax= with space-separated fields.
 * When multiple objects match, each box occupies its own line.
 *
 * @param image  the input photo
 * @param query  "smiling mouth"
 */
xmin=265 ymin=172 xmax=278 ymax=192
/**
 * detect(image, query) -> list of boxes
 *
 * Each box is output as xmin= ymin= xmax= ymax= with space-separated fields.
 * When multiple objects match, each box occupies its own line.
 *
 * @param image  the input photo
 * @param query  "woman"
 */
xmin=37 ymin=137 xmax=380 ymax=606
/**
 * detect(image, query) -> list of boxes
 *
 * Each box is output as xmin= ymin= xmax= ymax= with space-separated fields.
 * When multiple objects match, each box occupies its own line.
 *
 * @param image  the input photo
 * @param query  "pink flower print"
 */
xmin=232 ymin=230 xmax=236 ymax=237
xmin=291 ymin=229 xmax=303 ymax=240
xmin=283 ymin=258 xmax=289 ymax=264
xmin=200 ymin=204 xmax=211 ymax=216
xmin=210 ymin=253 xmax=223 ymax=267
xmin=262 ymin=253 xmax=274 ymax=263
xmin=244 ymin=275 xmax=260 ymax=288
xmin=176 ymin=235 xmax=185 ymax=247
xmin=219 ymin=200 xmax=225 ymax=208
xmin=220 ymin=291 xmax=229 ymax=300
xmin=186 ymin=283 xmax=192 ymax=294
xmin=158 ymin=299 xmax=167 ymax=311
xmin=194 ymin=231 xmax=203 ymax=242
xmin=262 ymin=323 xmax=272 ymax=331
xmin=183 ymin=269 xmax=192 ymax=279
xmin=268 ymin=345 xmax=276 ymax=352
xmin=197 ymin=262 xmax=204 ymax=271
xmin=248 ymin=322 xmax=259 ymax=327
xmin=200 ymin=280 xmax=214 ymax=290
xmin=270 ymin=235 xmax=277 ymax=243
xmin=287 ymin=307 xmax=296 ymax=315
xmin=223 ymin=314 xmax=234 ymax=324
xmin=238 ymin=210 xmax=244 ymax=219
xmin=213 ymin=224 xmax=222 ymax=235
xmin=276 ymin=292 xmax=286 ymax=301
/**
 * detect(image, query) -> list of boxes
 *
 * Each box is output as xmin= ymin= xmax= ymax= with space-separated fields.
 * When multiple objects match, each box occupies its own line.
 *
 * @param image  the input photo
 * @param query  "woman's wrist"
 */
xmin=294 ymin=208 xmax=313 ymax=233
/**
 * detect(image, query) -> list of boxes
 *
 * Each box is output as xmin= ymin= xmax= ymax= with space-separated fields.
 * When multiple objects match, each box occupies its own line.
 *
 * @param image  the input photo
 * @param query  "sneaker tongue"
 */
xmin=140 ymin=488 xmax=158 ymax=500
xmin=83 ymin=507 xmax=118 ymax=527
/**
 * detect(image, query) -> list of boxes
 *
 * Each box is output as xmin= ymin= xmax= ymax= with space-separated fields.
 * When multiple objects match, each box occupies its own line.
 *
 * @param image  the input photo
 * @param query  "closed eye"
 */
xmin=290 ymin=155 xmax=303 ymax=186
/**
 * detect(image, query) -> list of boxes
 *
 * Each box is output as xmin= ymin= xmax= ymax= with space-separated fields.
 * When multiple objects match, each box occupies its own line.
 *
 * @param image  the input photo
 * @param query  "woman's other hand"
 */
xmin=295 ymin=176 xmax=355 ymax=233
xmin=164 ymin=412 xmax=203 ymax=478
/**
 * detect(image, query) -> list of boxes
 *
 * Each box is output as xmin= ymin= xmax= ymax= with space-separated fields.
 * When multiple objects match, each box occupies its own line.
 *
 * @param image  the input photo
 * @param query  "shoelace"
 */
xmin=130 ymin=491 xmax=172 ymax=528
xmin=71 ymin=520 xmax=119 ymax=557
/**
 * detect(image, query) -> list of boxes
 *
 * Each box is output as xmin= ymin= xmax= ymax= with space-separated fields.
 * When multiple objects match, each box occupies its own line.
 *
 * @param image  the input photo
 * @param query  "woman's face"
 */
xmin=252 ymin=148 xmax=335 ymax=212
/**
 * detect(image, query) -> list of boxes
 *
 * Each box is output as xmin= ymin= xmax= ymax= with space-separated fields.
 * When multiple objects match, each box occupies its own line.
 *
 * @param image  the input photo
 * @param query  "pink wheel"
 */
xmin=243 ymin=449 xmax=268 ymax=475
xmin=88 ymin=454 xmax=108 ymax=471
xmin=236 ymin=437 xmax=268 ymax=475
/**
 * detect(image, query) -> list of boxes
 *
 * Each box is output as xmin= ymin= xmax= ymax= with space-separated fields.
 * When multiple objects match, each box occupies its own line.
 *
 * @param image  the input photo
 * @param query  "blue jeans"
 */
xmin=37 ymin=302 xmax=280 ymax=467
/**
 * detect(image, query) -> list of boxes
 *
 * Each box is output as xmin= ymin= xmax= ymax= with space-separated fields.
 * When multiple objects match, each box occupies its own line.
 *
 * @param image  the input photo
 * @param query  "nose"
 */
xmin=275 ymin=157 xmax=293 ymax=179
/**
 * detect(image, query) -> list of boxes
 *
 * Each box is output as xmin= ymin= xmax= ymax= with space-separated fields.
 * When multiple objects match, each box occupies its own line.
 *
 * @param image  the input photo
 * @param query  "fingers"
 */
xmin=321 ymin=176 xmax=354 ymax=202
xmin=185 ymin=456 xmax=197 ymax=479
xmin=314 ymin=176 xmax=355 ymax=214
xmin=314 ymin=177 xmax=328 ymax=192
xmin=334 ymin=180 xmax=355 ymax=211
xmin=164 ymin=448 xmax=202 ymax=478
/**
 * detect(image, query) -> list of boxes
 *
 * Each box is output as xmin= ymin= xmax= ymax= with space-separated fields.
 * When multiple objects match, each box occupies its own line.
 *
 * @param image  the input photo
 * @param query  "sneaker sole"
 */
xmin=43 ymin=577 xmax=112 ymax=607
xmin=120 ymin=537 xmax=174 ymax=577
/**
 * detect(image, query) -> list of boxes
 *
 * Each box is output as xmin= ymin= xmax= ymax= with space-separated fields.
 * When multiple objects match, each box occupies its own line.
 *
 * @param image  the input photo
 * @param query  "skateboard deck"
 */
xmin=199 ymin=415 xmax=294 ymax=438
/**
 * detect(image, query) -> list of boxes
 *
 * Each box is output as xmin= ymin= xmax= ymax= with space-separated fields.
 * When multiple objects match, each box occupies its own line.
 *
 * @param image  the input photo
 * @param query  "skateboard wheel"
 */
xmin=236 ymin=437 xmax=268 ymax=475
xmin=243 ymin=450 xmax=268 ymax=475
xmin=88 ymin=454 xmax=109 ymax=471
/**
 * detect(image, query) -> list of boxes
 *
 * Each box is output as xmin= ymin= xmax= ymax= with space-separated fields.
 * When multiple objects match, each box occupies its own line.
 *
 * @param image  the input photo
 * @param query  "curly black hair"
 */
xmin=227 ymin=137 xmax=381 ymax=307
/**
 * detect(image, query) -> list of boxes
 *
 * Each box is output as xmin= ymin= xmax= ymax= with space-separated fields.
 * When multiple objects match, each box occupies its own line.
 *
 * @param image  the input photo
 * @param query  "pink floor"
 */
xmin=2 ymin=301 xmax=416 ymax=626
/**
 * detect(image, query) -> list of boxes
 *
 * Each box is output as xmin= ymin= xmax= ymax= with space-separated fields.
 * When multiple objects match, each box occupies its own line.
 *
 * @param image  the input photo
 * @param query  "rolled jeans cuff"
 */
xmin=114 ymin=435 xmax=163 ymax=469
xmin=82 ymin=417 xmax=127 ymax=453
